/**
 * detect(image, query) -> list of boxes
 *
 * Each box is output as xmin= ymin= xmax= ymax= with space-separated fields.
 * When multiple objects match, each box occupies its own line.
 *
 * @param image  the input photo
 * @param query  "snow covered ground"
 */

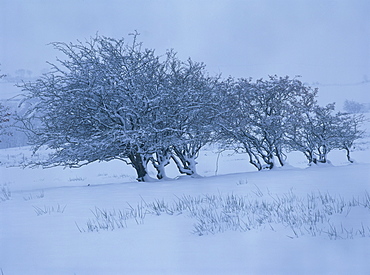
xmin=1 ymin=143 xmax=370 ymax=274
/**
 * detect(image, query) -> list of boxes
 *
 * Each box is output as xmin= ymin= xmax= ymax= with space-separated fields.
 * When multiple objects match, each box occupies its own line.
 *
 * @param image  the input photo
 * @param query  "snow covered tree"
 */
xmin=17 ymin=35 xmax=220 ymax=181
xmin=286 ymin=104 xmax=335 ymax=164
xmin=343 ymin=100 xmax=366 ymax=114
xmin=216 ymin=77 xmax=264 ymax=170
xmin=286 ymin=102 xmax=366 ymax=165
xmin=219 ymin=75 xmax=317 ymax=170
xmin=133 ymin=52 xmax=220 ymax=179
xmin=0 ymin=70 xmax=11 ymax=142
xmin=163 ymin=56 xmax=220 ymax=177
xmin=18 ymin=34 xmax=176 ymax=181
xmin=329 ymin=112 xmax=365 ymax=163
xmin=0 ymin=103 xmax=10 ymax=141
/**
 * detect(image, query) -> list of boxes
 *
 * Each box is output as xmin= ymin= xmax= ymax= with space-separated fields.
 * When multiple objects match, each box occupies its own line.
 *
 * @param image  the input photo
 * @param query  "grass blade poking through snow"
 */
xmin=0 ymin=184 xmax=11 ymax=202
xmin=33 ymin=204 xmax=66 ymax=216
xmin=78 ymin=190 xmax=370 ymax=239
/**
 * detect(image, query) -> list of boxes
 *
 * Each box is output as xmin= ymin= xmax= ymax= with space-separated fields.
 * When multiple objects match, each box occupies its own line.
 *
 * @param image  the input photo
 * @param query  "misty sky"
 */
xmin=1 ymin=0 xmax=369 ymax=104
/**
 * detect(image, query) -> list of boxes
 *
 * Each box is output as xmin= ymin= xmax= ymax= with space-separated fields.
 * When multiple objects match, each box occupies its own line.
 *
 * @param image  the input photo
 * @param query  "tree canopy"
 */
xmin=17 ymin=34 xmax=366 ymax=181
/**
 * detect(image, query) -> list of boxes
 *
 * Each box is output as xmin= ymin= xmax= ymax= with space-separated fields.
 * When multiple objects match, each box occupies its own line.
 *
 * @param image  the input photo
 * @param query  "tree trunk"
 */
xmin=264 ymin=157 xmax=274 ymax=169
xmin=344 ymin=147 xmax=354 ymax=163
xmin=275 ymin=147 xmax=286 ymax=167
xmin=317 ymin=145 xmax=327 ymax=163
xmin=128 ymin=152 xmax=150 ymax=182
xmin=152 ymin=149 xmax=172 ymax=180
xmin=260 ymin=151 xmax=274 ymax=169
xmin=245 ymin=148 xmax=262 ymax=171
xmin=254 ymin=143 xmax=274 ymax=170
xmin=242 ymin=141 xmax=262 ymax=171
xmin=171 ymin=154 xmax=194 ymax=176
xmin=304 ymin=150 xmax=315 ymax=165
xmin=172 ymin=146 xmax=199 ymax=176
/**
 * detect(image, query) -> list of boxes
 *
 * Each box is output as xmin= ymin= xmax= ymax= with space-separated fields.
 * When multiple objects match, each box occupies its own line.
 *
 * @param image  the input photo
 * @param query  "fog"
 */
xmin=1 ymin=0 xmax=369 ymax=105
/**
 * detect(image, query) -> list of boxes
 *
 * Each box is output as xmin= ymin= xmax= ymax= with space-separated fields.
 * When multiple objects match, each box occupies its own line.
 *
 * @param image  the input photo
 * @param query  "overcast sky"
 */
xmin=1 ymin=0 xmax=369 ymax=104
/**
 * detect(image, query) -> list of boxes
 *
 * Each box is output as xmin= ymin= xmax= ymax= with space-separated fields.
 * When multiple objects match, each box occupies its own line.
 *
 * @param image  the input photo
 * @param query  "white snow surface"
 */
xmin=1 ymin=145 xmax=370 ymax=274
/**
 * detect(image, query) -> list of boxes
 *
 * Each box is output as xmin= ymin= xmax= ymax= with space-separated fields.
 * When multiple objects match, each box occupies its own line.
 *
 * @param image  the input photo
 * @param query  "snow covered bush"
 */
xmin=16 ymin=34 xmax=367 ymax=178
xmin=17 ymin=34 xmax=218 ymax=181
xmin=286 ymin=103 xmax=366 ymax=164
xmin=343 ymin=99 xmax=370 ymax=114
xmin=0 ymin=103 xmax=10 ymax=141
xmin=18 ymin=34 xmax=167 ymax=181
xmin=162 ymin=55 xmax=220 ymax=177
xmin=217 ymin=75 xmax=319 ymax=170
xmin=0 ymin=70 xmax=11 ymax=143
xmin=216 ymin=75 xmax=366 ymax=168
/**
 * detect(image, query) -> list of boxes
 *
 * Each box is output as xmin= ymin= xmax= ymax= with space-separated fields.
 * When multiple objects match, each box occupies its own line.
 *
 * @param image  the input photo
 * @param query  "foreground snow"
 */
xmin=0 ymin=146 xmax=370 ymax=274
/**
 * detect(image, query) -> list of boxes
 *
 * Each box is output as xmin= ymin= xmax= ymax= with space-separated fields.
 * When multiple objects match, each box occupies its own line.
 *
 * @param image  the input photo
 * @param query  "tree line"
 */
xmin=15 ymin=34 xmax=365 ymax=181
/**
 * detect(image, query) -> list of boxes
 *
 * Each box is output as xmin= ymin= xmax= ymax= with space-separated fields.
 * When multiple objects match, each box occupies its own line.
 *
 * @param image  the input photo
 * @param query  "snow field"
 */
xmin=0 ymin=145 xmax=370 ymax=274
